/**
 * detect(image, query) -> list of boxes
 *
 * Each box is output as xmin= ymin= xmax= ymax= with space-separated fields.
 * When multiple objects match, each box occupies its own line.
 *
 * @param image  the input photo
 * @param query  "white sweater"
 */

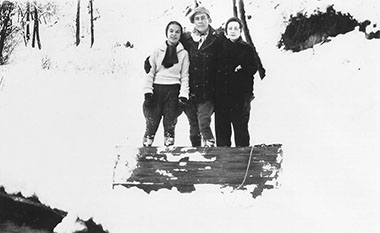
xmin=143 ymin=42 xmax=190 ymax=99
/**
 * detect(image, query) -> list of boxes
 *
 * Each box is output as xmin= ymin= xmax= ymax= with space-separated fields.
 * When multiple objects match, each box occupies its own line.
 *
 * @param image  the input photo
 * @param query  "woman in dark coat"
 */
xmin=214 ymin=17 xmax=258 ymax=147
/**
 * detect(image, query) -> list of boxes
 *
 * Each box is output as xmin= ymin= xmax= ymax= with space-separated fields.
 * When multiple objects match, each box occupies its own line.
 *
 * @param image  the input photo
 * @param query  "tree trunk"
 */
xmin=32 ymin=4 xmax=41 ymax=49
xmin=89 ymin=0 xmax=94 ymax=48
xmin=0 ymin=20 xmax=9 ymax=62
xmin=31 ymin=5 xmax=35 ymax=48
xmin=26 ymin=1 xmax=31 ymax=44
xmin=0 ymin=3 xmax=12 ymax=63
xmin=232 ymin=0 xmax=238 ymax=18
xmin=238 ymin=0 xmax=266 ymax=79
xmin=75 ymin=0 xmax=80 ymax=46
xmin=0 ymin=18 xmax=9 ymax=63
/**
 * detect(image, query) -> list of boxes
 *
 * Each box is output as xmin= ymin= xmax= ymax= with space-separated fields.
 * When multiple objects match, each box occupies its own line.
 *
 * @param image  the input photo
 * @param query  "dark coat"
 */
xmin=215 ymin=36 xmax=258 ymax=101
xmin=180 ymin=27 xmax=221 ymax=104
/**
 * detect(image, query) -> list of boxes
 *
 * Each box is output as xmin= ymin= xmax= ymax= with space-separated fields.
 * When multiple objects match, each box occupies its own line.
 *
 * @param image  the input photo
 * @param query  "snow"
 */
xmin=1 ymin=0 xmax=380 ymax=233
xmin=54 ymin=213 xmax=87 ymax=233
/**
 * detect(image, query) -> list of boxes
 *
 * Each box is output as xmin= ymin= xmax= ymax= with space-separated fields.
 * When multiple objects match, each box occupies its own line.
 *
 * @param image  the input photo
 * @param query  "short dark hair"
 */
xmin=165 ymin=21 xmax=183 ymax=37
xmin=225 ymin=17 xmax=243 ymax=32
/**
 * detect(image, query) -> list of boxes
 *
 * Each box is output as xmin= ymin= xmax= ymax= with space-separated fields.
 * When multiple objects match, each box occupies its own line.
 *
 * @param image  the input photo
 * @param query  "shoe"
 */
xmin=203 ymin=138 xmax=215 ymax=147
xmin=164 ymin=137 xmax=174 ymax=147
xmin=190 ymin=135 xmax=201 ymax=147
xmin=143 ymin=136 xmax=154 ymax=147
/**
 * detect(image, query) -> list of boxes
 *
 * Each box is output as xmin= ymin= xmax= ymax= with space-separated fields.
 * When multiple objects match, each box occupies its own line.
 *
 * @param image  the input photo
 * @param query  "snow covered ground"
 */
xmin=1 ymin=0 xmax=379 ymax=232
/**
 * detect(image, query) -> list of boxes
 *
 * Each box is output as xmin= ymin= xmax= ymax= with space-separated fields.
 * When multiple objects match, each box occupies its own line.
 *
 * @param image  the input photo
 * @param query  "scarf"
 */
xmin=191 ymin=28 xmax=209 ymax=49
xmin=162 ymin=41 xmax=178 ymax=68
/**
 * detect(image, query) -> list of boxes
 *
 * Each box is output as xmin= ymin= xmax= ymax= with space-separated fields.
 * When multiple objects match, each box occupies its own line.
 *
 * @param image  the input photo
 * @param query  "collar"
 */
xmin=199 ymin=30 xmax=209 ymax=36
xmin=191 ymin=27 xmax=211 ymax=42
xmin=228 ymin=36 xmax=244 ymax=44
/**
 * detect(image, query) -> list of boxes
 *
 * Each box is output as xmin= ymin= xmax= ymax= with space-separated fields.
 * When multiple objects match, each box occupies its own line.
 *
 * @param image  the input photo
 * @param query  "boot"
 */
xmin=190 ymin=135 xmax=201 ymax=147
xmin=203 ymin=138 xmax=215 ymax=147
xmin=142 ymin=136 xmax=154 ymax=147
xmin=164 ymin=136 xmax=174 ymax=147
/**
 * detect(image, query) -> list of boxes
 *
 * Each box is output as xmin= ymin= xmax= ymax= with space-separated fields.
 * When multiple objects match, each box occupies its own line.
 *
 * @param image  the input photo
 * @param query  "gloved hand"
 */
xmin=144 ymin=56 xmax=151 ymax=74
xmin=144 ymin=93 xmax=153 ymax=107
xmin=258 ymin=66 xmax=266 ymax=80
xmin=178 ymin=97 xmax=188 ymax=107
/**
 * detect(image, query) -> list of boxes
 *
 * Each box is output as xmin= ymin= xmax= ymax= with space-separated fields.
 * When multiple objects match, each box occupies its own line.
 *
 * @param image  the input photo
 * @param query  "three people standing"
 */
xmin=142 ymin=7 xmax=262 ymax=147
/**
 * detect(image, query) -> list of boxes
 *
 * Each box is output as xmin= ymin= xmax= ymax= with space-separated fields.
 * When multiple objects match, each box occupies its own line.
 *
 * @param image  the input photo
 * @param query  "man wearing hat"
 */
xmin=180 ymin=6 xmax=221 ymax=147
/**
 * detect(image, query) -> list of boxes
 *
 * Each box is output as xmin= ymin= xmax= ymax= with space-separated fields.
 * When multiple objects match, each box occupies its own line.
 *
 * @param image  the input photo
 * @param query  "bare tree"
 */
xmin=1 ymin=1 xmax=57 ymax=64
xmin=76 ymin=0 xmax=80 ymax=46
xmin=18 ymin=1 xmax=55 ymax=48
xmin=25 ymin=1 xmax=31 ymax=43
xmin=75 ymin=0 xmax=96 ymax=48
xmin=31 ymin=2 xmax=41 ymax=49
xmin=232 ymin=0 xmax=238 ymax=18
xmin=0 ymin=1 xmax=14 ymax=64
xmin=238 ymin=0 xmax=265 ymax=79
xmin=89 ymin=0 xmax=94 ymax=47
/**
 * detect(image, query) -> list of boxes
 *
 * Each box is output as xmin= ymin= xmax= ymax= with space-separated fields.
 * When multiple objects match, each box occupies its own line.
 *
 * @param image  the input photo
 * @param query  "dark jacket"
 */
xmin=215 ymin=36 xmax=258 ymax=101
xmin=180 ymin=27 xmax=221 ymax=104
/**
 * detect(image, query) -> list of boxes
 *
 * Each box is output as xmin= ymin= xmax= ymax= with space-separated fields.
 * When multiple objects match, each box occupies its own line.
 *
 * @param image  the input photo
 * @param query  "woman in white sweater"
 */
xmin=142 ymin=21 xmax=190 ymax=147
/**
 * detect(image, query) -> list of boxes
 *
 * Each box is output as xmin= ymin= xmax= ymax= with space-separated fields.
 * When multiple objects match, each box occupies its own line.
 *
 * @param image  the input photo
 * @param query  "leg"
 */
xmin=232 ymin=99 xmax=251 ymax=147
xmin=197 ymin=100 xmax=215 ymax=146
xmin=184 ymin=101 xmax=201 ymax=146
xmin=163 ymin=85 xmax=180 ymax=146
xmin=143 ymin=94 xmax=162 ymax=146
xmin=214 ymin=101 xmax=232 ymax=147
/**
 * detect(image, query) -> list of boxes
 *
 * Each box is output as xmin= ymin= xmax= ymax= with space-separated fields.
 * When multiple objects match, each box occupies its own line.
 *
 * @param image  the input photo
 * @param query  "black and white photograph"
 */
xmin=0 ymin=0 xmax=379 ymax=232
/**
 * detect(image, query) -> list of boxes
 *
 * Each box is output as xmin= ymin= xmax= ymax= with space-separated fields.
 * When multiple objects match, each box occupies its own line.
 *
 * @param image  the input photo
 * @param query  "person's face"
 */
xmin=193 ymin=13 xmax=210 ymax=33
xmin=226 ymin=21 xmax=241 ymax=42
xmin=166 ymin=24 xmax=181 ymax=45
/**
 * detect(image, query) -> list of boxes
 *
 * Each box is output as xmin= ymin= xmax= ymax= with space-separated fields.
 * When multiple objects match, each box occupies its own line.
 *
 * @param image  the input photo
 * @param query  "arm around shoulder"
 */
xmin=142 ymin=50 xmax=157 ymax=94
xmin=179 ymin=50 xmax=190 ymax=99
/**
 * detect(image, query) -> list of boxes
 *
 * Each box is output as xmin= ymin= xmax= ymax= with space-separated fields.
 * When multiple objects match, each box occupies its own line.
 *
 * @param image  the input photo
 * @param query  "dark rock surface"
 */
xmin=0 ymin=187 xmax=108 ymax=233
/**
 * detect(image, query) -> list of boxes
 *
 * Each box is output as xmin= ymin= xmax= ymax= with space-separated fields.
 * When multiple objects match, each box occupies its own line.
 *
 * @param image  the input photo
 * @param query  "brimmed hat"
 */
xmin=189 ymin=6 xmax=211 ymax=23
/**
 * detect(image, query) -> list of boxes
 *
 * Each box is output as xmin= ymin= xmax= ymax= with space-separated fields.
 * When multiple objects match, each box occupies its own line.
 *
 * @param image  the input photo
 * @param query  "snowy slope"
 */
xmin=1 ymin=0 xmax=379 ymax=232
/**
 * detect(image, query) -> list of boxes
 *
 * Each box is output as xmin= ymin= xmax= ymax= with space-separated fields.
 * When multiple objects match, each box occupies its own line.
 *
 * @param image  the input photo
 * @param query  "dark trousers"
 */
xmin=214 ymin=97 xmax=251 ymax=147
xmin=183 ymin=100 xmax=214 ymax=146
xmin=143 ymin=84 xmax=180 ymax=140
